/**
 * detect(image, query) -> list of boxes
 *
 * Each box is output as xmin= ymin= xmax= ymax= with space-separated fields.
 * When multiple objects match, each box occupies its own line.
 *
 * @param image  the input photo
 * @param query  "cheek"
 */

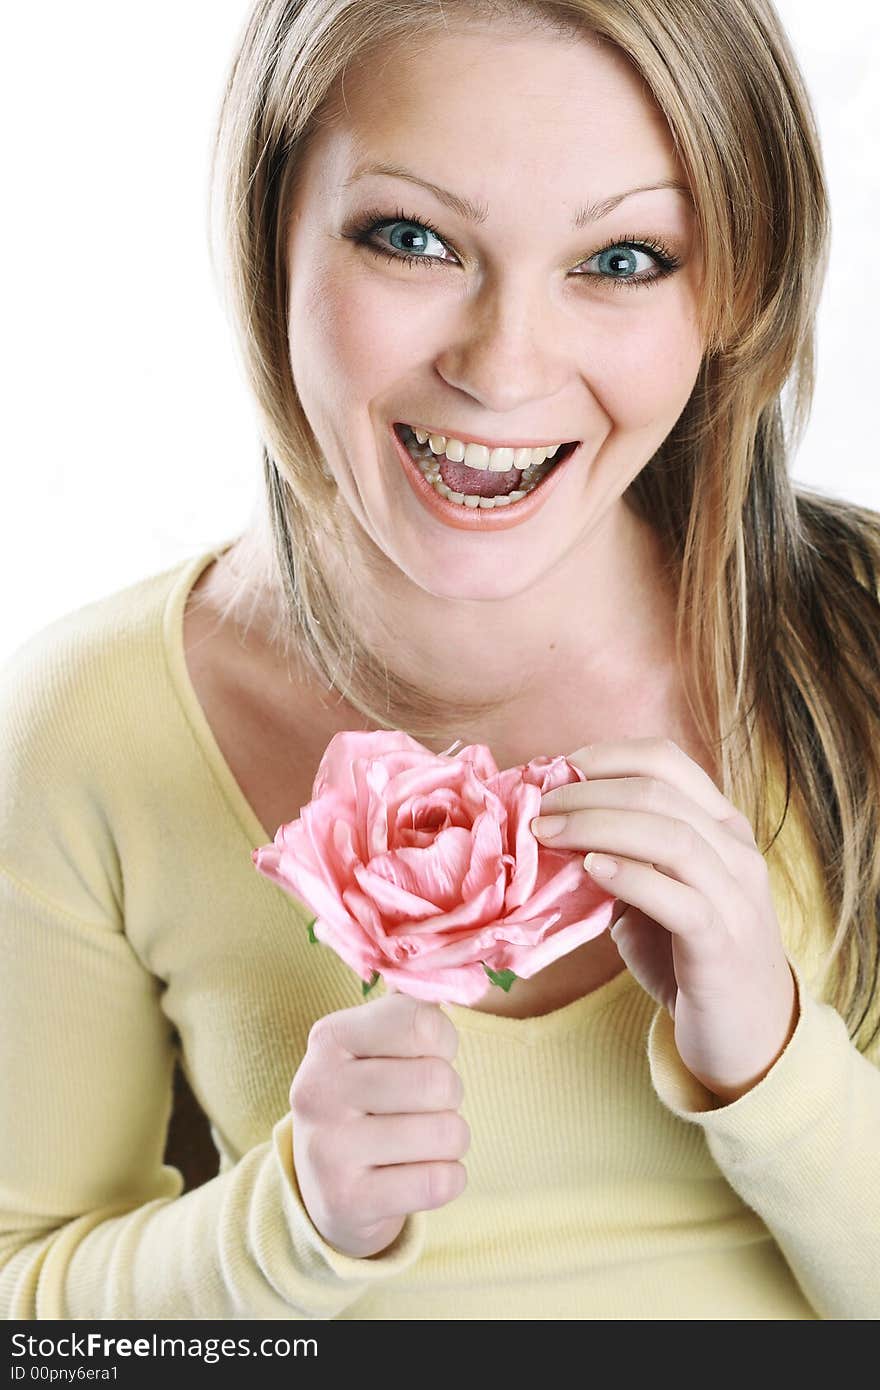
xmin=288 ymin=255 xmax=416 ymax=401
xmin=590 ymin=297 xmax=704 ymax=431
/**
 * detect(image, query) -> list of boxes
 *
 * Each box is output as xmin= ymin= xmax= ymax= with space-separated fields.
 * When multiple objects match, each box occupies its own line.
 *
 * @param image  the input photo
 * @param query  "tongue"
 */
xmin=438 ymin=457 xmax=524 ymax=497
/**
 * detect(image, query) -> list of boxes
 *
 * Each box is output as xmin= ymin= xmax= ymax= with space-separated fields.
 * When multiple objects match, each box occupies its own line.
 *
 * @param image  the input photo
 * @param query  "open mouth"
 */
xmin=393 ymin=424 xmax=580 ymax=508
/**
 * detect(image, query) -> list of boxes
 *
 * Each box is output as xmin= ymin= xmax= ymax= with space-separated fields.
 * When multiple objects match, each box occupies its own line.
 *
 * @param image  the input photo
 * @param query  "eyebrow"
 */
xmin=343 ymin=161 xmax=693 ymax=227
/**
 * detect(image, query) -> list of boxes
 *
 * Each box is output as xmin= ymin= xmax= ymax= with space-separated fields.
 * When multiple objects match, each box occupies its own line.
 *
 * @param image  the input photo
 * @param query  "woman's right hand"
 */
xmin=288 ymin=989 xmax=470 ymax=1258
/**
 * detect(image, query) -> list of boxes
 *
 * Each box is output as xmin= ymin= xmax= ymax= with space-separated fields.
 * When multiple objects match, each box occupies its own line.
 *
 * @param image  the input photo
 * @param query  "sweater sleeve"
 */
xmin=0 ymin=857 xmax=431 ymax=1322
xmin=0 ymin=866 xmax=427 ymax=1320
xmin=646 ymin=953 xmax=880 ymax=1320
xmin=0 ymin=623 xmax=426 ymax=1321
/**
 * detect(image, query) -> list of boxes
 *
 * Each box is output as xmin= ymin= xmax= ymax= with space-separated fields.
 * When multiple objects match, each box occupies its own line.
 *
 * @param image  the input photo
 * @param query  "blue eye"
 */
xmin=379 ymin=220 xmax=450 ymax=263
xmin=349 ymin=210 xmax=451 ymax=271
xmin=580 ymin=237 xmax=682 ymax=289
xmin=345 ymin=205 xmax=682 ymax=291
xmin=582 ymin=244 xmax=658 ymax=282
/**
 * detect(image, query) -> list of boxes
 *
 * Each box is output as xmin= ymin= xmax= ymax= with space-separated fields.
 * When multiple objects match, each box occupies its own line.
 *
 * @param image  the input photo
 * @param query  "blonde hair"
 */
xmin=208 ymin=0 xmax=880 ymax=1052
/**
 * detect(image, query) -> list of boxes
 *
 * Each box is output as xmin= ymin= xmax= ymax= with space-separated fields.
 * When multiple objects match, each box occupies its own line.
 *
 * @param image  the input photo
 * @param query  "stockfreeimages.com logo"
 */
xmin=11 ymin=1332 xmax=317 ymax=1367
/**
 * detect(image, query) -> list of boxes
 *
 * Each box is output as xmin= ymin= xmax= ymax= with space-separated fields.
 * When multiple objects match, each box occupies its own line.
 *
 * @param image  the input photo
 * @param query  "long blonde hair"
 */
xmin=208 ymin=0 xmax=880 ymax=1052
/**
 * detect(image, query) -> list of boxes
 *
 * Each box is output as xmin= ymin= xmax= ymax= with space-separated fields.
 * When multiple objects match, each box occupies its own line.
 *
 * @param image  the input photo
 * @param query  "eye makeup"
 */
xmin=341 ymin=204 xmax=683 ymax=292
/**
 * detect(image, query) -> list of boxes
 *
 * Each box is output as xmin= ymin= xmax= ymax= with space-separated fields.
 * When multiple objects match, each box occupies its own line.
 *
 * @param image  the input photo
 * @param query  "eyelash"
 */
xmin=344 ymin=204 xmax=682 ymax=291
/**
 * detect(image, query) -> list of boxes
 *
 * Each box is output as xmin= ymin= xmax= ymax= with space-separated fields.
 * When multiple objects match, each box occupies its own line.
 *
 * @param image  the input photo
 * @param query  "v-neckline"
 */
xmin=162 ymin=538 xmax=273 ymax=853
xmin=161 ymin=540 xmax=646 ymax=1033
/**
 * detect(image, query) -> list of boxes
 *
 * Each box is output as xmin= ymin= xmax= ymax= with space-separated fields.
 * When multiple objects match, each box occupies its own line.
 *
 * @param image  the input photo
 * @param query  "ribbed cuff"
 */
xmin=646 ymin=955 xmax=818 ymax=1126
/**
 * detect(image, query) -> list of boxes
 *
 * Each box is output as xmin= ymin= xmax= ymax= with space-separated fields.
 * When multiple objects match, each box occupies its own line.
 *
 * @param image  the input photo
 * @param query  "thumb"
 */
xmin=611 ymin=905 xmax=677 ymax=1018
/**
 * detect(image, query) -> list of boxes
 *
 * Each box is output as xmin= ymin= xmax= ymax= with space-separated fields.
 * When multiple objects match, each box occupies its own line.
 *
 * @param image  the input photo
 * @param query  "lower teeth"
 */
xmin=400 ymin=429 xmax=557 ymax=508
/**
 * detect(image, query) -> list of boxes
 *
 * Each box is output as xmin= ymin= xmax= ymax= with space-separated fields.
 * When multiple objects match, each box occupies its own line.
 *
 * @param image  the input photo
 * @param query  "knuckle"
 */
xmin=420 ymin=1164 xmax=441 ymax=1209
xmin=450 ymin=1066 xmax=465 ymax=1109
xmin=289 ymin=1068 xmax=322 ymax=1119
xmin=455 ymin=1114 xmax=472 ymax=1155
xmin=307 ymin=1013 xmax=336 ymax=1053
xmin=408 ymin=999 xmax=443 ymax=1055
xmin=436 ymin=1110 xmax=469 ymax=1155
xmin=423 ymin=1162 xmax=457 ymax=1209
xmin=437 ymin=1012 xmax=460 ymax=1060
xmin=428 ymin=1058 xmax=462 ymax=1110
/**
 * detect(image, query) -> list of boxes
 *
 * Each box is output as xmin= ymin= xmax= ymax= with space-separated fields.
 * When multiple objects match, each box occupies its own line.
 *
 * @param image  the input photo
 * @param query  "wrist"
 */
xmin=708 ymin=961 xmax=800 ymax=1105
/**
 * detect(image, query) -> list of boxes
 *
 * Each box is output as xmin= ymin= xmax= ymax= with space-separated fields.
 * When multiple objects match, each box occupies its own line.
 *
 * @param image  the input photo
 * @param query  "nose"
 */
xmin=432 ymin=273 xmax=571 ymax=415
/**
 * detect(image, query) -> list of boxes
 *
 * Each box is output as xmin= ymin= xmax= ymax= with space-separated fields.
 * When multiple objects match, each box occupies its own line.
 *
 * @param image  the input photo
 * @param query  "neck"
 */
xmin=219 ymin=496 xmax=681 ymax=760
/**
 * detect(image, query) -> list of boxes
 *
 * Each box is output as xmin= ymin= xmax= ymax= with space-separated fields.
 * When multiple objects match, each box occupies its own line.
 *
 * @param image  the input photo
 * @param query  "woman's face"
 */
xmin=284 ymin=20 xmax=704 ymax=600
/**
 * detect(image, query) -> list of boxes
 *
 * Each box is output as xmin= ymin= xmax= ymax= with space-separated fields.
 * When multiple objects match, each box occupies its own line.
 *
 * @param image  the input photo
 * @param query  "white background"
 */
xmin=2 ymin=1 xmax=878 ymax=660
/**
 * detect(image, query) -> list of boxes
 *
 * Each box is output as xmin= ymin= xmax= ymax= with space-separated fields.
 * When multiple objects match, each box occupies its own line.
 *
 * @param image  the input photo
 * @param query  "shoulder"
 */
xmin=0 ymin=550 xmax=202 ymax=747
xmin=0 ymin=547 xmax=217 ymax=919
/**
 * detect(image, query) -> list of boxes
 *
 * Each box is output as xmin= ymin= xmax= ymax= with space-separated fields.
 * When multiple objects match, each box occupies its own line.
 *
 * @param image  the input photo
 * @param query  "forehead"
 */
xmin=305 ymin=22 xmax=687 ymax=215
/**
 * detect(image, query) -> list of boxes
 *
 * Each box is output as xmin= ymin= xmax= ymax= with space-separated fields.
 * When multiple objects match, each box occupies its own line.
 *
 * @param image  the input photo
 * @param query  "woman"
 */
xmin=2 ymin=0 xmax=879 ymax=1319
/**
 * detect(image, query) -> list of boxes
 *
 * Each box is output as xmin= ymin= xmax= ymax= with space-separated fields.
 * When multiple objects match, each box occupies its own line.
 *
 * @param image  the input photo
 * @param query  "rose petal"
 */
xmin=380 ymin=959 xmax=493 ymax=1006
xmin=490 ymin=898 xmax=616 ymax=979
xmin=407 ymin=914 xmax=553 ymax=970
xmin=312 ymin=730 xmax=430 ymax=799
xmin=361 ymin=825 xmax=473 ymax=913
xmin=352 ymin=861 xmax=446 ymax=926
xmin=296 ymin=803 xmax=356 ymax=893
xmin=514 ymin=853 xmax=588 ymax=919
xmin=389 ymin=866 xmax=507 ymax=936
xmin=394 ymin=788 xmax=462 ymax=841
xmin=441 ymin=743 xmax=500 ymax=782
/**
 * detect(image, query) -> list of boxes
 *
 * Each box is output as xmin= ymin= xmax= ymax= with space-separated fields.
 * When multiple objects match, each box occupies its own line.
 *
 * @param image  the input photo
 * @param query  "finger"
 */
xmin=584 ymin=851 xmax=715 ymax=940
xmin=562 ymin=737 xmax=749 ymax=835
xmin=536 ymin=779 xmax=758 ymax=874
xmin=320 ymin=992 xmax=460 ymax=1062
xmin=357 ymin=1109 xmax=471 ymax=1167
xmin=339 ymin=1055 xmax=464 ymax=1115
xmin=560 ymin=806 xmax=754 ymax=930
xmin=357 ymin=1160 xmax=468 ymax=1222
xmin=534 ymin=794 xmax=749 ymax=880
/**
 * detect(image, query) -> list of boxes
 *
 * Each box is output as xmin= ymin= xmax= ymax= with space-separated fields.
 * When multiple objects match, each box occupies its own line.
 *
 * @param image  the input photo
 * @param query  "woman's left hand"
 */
xmin=531 ymin=738 xmax=799 ymax=1104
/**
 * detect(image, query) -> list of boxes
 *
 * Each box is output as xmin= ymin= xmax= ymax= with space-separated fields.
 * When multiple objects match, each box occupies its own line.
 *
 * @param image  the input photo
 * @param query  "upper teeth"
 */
xmin=408 ymin=425 xmax=561 ymax=472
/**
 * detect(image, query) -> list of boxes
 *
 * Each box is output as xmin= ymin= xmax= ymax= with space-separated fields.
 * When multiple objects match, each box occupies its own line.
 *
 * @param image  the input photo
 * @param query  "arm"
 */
xmin=0 ymin=863 xmax=426 ymax=1319
xmin=0 ymin=621 xmax=425 ymax=1321
xmin=646 ymin=954 xmax=880 ymax=1320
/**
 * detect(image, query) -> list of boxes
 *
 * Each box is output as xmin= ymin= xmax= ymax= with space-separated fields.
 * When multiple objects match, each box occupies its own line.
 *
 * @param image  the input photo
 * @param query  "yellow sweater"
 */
xmin=2 ymin=539 xmax=879 ymax=1321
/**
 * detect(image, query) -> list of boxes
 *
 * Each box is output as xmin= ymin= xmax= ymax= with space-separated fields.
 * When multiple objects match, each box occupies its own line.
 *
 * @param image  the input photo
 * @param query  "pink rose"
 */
xmin=251 ymin=730 xmax=616 ymax=1006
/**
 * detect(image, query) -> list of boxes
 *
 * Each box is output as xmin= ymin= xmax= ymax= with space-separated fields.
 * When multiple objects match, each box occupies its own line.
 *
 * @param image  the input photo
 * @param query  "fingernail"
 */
xmin=531 ymin=815 xmax=567 ymax=837
xmin=584 ymin=852 xmax=618 ymax=877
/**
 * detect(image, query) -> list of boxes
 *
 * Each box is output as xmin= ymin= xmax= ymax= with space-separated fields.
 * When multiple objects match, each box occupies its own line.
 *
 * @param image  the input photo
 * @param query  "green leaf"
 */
xmin=482 ymin=962 xmax=518 ymax=993
xmin=306 ymin=918 xmax=318 ymax=944
xmin=362 ymin=970 xmax=381 ymax=996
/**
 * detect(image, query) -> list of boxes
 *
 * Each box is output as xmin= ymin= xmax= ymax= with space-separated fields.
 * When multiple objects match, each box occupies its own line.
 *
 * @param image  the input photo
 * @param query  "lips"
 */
xmin=391 ymin=423 xmax=583 ymax=532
